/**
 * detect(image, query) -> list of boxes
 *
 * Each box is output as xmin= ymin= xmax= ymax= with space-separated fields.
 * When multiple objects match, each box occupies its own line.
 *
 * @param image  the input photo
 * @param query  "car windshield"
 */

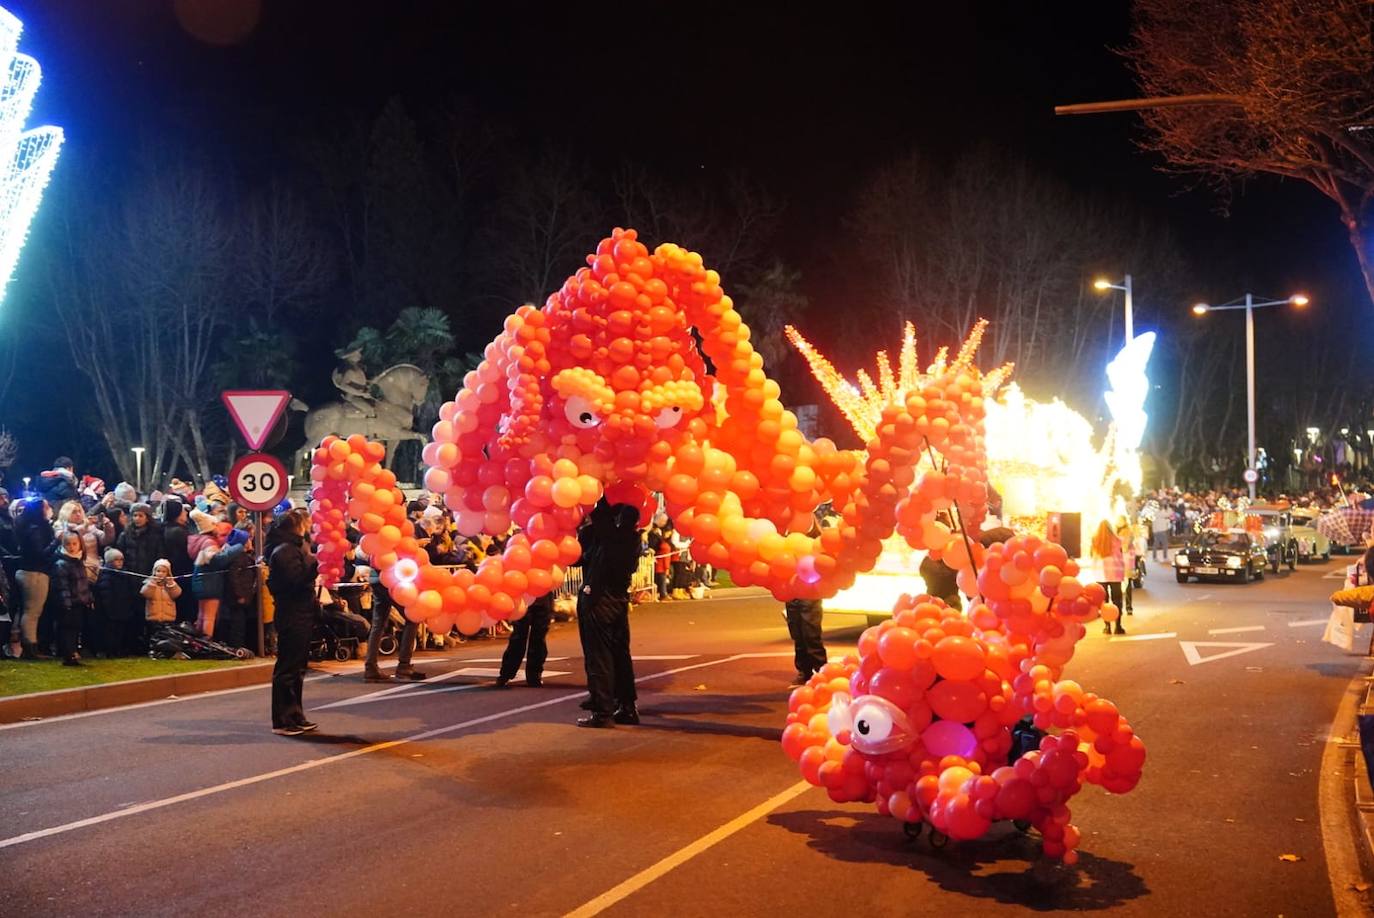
xmin=1195 ymin=532 xmax=1251 ymax=551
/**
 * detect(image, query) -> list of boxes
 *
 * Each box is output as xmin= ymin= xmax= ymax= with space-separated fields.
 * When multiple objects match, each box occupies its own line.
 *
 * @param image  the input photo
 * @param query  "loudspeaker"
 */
xmin=1046 ymin=511 xmax=1082 ymax=558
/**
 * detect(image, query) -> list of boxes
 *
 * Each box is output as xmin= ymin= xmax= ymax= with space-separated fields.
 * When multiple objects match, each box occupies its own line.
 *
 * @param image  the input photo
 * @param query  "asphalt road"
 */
xmin=1 ymin=553 xmax=1367 ymax=917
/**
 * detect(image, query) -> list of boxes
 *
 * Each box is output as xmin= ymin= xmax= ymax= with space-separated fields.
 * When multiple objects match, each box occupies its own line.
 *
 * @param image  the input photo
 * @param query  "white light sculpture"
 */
xmin=1104 ymin=331 xmax=1156 ymax=452
xmin=0 ymin=7 xmax=61 ymax=307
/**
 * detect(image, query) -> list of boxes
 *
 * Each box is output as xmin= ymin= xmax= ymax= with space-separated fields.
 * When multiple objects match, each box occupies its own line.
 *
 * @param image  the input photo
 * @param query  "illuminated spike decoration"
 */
xmin=0 ymin=7 xmax=61 ymax=307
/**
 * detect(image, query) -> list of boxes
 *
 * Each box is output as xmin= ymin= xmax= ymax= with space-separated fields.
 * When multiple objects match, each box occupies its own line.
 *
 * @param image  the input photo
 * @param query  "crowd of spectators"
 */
xmin=0 ymin=455 xmax=722 ymax=669
xmin=1136 ymin=484 xmax=1362 ymax=538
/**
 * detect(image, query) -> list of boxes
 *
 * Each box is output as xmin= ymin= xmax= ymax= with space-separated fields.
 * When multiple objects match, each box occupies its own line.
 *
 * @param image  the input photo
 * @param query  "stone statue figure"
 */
xmin=301 ymin=359 xmax=430 ymax=474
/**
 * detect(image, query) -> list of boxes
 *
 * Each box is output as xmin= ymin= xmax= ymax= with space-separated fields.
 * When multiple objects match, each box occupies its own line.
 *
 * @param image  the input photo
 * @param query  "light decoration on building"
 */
xmin=0 ymin=7 xmax=61 ymax=308
xmin=787 ymin=320 xmax=1154 ymax=614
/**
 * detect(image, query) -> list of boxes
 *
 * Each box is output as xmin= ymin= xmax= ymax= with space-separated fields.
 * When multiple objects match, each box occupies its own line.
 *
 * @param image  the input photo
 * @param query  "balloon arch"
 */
xmin=309 ymin=228 xmax=1145 ymax=863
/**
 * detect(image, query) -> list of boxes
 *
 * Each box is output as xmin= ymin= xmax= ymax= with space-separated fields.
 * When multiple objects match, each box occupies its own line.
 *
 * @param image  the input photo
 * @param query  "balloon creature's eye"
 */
xmin=851 ymin=702 xmax=893 ymax=743
xmin=564 ymin=396 xmax=601 ymax=429
xmin=653 ymin=405 xmax=684 ymax=429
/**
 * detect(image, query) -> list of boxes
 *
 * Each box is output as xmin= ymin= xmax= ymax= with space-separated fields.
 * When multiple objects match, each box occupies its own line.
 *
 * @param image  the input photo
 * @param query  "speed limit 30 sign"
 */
xmin=229 ymin=453 xmax=290 ymax=511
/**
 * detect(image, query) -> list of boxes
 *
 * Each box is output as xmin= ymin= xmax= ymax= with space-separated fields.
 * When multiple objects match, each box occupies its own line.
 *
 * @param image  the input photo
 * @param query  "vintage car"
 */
xmin=1243 ymin=507 xmax=1300 ymax=573
xmin=1174 ymin=530 xmax=1271 ymax=584
xmin=1289 ymin=508 xmax=1332 ymax=562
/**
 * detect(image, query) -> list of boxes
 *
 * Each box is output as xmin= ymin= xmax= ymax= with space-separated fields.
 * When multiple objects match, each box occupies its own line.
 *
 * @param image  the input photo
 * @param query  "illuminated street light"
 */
xmin=131 ymin=446 xmax=145 ymax=494
xmin=1093 ymin=274 xmax=1134 ymax=343
xmin=1192 ymin=293 xmax=1314 ymax=499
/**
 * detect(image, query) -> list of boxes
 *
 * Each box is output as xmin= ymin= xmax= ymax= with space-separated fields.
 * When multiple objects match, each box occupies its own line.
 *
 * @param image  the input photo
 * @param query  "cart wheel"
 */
xmin=334 ymin=644 xmax=352 ymax=662
xmin=903 ymin=821 xmax=923 ymax=840
xmin=1013 ymin=819 xmax=1032 ymax=834
xmin=929 ymin=830 xmax=948 ymax=849
xmin=378 ymin=634 xmax=398 ymax=656
xmin=234 ymin=647 xmax=254 ymax=660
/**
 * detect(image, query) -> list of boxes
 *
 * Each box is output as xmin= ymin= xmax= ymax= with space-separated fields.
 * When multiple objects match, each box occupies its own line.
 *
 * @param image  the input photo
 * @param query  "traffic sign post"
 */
xmin=1243 ymin=468 xmax=1258 ymax=485
xmin=229 ymin=451 xmax=289 ymax=660
xmin=222 ymin=390 xmax=291 ymax=659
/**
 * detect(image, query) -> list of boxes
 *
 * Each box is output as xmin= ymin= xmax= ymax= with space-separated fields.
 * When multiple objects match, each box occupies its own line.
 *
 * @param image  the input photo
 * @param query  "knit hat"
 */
xmin=225 ymin=528 xmax=250 ymax=548
xmin=104 ymin=547 xmax=124 ymax=564
xmin=113 ymin=482 xmax=138 ymax=503
xmin=152 ymin=558 xmax=172 ymax=575
xmin=130 ymin=501 xmax=153 ymax=520
xmin=189 ymin=508 xmax=217 ymax=535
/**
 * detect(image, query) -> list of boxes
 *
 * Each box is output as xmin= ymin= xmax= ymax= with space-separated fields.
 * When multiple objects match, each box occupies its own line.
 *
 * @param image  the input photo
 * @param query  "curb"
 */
xmin=1321 ymin=660 xmax=1374 ymax=915
xmin=0 ymin=662 xmax=276 ymax=725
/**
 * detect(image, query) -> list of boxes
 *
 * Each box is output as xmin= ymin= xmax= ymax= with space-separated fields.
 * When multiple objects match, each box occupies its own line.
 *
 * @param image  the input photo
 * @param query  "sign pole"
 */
xmin=255 ymin=510 xmax=266 ymax=657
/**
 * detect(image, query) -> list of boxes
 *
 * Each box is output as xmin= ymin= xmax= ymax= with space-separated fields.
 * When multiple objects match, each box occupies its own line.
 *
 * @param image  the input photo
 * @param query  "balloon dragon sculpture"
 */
xmin=309 ymin=228 xmax=1145 ymax=863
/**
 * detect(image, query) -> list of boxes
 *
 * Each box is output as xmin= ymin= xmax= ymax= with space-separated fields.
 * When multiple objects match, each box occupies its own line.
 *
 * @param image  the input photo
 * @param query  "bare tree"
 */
xmin=1125 ymin=0 xmax=1374 ymax=305
xmin=486 ymin=152 xmax=599 ymax=305
xmin=238 ymin=181 xmax=333 ymax=325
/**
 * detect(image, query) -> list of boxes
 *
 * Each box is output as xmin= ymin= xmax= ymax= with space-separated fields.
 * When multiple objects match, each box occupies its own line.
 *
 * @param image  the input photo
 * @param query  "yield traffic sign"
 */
xmin=221 ymin=390 xmax=290 ymax=451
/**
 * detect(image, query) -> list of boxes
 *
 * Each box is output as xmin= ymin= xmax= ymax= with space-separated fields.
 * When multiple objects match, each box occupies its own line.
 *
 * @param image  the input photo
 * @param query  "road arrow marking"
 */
xmin=1325 ymin=569 xmax=1350 ymax=579
xmin=1209 ymin=625 xmax=1267 ymax=635
xmin=1180 ymin=640 xmax=1274 ymax=666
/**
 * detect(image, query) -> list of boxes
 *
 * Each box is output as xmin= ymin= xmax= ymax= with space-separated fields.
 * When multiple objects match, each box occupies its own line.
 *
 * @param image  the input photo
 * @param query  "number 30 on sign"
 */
xmin=229 ymin=452 xmax=290 ymax=512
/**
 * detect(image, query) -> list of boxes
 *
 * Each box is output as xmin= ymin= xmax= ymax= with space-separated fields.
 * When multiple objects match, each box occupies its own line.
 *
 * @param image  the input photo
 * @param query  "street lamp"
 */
xmin=131 ymin=446 xmax=145 ymax=494
xmin=1094 ymin=274 xmax=1134 ymax=343
xmin=1192 ymin=293 xmax=1311 ymax=500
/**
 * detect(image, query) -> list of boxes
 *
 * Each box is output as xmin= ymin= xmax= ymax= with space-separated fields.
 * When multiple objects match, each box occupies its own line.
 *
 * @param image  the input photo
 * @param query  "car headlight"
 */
xmin=1175 ymin=554 xmax=1190 ymax=566
xmin=1226 ymin=556 xmax=1243 ymax=569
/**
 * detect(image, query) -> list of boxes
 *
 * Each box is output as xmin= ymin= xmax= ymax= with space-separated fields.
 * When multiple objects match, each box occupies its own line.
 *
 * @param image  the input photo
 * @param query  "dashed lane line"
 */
xmin=1108 ymin=631 xmax=1178 ymax=642
xmin=1288 ymin=619 xmax=1331 ymax=627
xmin=1208 ymin=625 xmax=1267 ymax=635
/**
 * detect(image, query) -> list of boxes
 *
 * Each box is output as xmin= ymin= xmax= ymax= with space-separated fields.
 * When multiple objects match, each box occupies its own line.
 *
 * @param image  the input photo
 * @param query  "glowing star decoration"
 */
xmin=1104 ymin=332 xmax=1155 ymax=452
xmin=0 ymin=8 xmax=61 ymax=307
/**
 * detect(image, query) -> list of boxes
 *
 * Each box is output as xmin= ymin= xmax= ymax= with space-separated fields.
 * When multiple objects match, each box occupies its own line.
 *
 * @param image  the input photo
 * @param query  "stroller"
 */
xmin=310 ymin=587 xmax=370 ymax=662
xmin=149 ymin=621 xmax=254 ymax=660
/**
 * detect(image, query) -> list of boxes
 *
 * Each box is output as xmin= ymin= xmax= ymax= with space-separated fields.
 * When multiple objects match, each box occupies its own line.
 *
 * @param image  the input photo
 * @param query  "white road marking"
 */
xmin=1324 ymin=568 xmax=1350 ymax=579
xmin=1208 ymin=625 xmax=1267 ymax=635
xmin=633 ymin=655 xmax=699 ymax=661
xmin=1180 ymin=640 xmax=1274 ymax=666
xmin=565 ymin=780 xmax=813 ymax=917
xmin=312 ymin=669 xmax=576 ymax=710
xmin=1108 ymin=632 xmax=1178 ymax=642
xmin=0 ymin=654 xmax=759 ymax=850
xmin=1192 ymin=593 xmax=1214 ymax=601
xmin=1288 ymin=619 xmax=1331 ymax=628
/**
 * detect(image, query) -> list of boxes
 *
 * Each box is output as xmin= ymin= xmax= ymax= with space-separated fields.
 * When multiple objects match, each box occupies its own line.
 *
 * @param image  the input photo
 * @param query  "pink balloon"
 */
xmin=922 ymin=720 xmax=978 ymax=758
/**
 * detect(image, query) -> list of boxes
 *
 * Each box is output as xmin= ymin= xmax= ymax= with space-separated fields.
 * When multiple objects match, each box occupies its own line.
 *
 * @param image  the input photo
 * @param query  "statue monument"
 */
xmin=301 ymin=353 xmax=429 ymax=477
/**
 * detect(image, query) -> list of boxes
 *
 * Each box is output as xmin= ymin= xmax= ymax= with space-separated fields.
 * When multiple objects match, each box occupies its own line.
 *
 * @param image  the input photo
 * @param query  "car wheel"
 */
xmin=1323 ymin=550 xmax=1331 ymax=562
xmin=1176 ymin=572 xmax=1188 ymax=584
xmin=1241 ymin=565 xmax=1252 ymax=584
xmin=1286 ymin=543 xmax=1297 ymax=571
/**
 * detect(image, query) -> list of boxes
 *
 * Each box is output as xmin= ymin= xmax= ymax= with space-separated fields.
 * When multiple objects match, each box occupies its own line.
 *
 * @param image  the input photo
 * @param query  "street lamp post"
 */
xmin=1094 ymin=274 xmax=1134 ymax=344
xmin=1193 ymin=293 xmax=1309 ymax=501
xmin=131 ymin=446 xmax=146 ymax=495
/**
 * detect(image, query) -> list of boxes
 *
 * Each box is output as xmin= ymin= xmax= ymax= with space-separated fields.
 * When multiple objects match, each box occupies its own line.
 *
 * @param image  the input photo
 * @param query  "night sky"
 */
xmin=0 ymin=0 xmax=1358 ymax=479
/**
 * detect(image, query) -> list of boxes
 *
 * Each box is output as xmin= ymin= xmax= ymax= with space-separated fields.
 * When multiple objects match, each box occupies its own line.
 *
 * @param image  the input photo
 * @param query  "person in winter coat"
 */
xmin=51 ymin=531 xmax=92 ymax=665
xmin=140 ymin=558 xmax=181 ymax=642
xmin=117 ymin=503 xmax=165 ymax=580
xmin=266 ymin=509 xmax=320 ymax=736
xmin=0 ymin=486 xmax=17 ymax=559
xmin=34 ymin=457 xmax=79 ymax=508
xmin=161 ymin=497 xmax=195 ymax=624
xmin=95 ymin=547 xmax=138 ymax=656
xmin=219 ymin=529 xmax=255 ymax=650
xmin=13 ymin=499 xmax=55 ymax=660
xmin=575 ymin=499 xmax=642 ymax=728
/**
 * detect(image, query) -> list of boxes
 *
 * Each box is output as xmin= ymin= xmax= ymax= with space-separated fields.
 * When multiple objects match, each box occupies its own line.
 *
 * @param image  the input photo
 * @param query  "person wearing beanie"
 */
xmin=219 ymin=529 xmax=256 ymax=650
xmin=112 ymin=482 xmax=138 ymax=505
xmin=95 ymin=547 xmax=137 ymax=656
xmin=161 ymin=497 xmax=194 ymax=624
xmin=51 ymin=530 xmax=93 ymax=665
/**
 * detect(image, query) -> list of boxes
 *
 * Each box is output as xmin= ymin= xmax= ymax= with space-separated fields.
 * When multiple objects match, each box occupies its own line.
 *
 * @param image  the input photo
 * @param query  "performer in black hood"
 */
xmin=576 ymin=498 xmax=642 ymax=728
